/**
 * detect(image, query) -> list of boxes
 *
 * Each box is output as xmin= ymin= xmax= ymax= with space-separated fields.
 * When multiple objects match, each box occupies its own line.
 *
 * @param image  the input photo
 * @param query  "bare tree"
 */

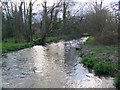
xmin=40 ymin=0 xmax=61 ymax=45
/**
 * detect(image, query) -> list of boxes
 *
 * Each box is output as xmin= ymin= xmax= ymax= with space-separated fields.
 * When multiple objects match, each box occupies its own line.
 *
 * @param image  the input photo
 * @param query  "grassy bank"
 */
xmin=1 ymin=41 xmax=33 ymax=53
xmin=2 ymin=36 xmax=67 ymax=53
xmin=80 ymin=36 xmax=119 ymax=88
xmin=33 ymin=35 xmax=69 ymax=45
xmin=80 ymin=44 xmax=118 ymax=76
xmin=46 ymin=35 xmax=67 ymax=43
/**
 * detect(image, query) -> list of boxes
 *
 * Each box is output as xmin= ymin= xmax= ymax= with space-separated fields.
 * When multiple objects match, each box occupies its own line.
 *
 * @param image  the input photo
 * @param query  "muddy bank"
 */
xmin=2 ymin=37 xmax=115 ymax=88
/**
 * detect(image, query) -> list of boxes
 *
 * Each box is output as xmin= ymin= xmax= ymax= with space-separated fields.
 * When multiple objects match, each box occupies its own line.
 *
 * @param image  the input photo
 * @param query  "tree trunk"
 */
xmin=62 ymin=0 xmax=67 ymax=34
xmin=41 ymin=1 xmax=47 ymax=45
xmin=29 ymin=1 xmax=33 ymax=42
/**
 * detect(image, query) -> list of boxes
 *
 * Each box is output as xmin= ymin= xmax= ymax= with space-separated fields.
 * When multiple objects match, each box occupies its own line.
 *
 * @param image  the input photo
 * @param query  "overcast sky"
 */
xmin=2 ymin=0 xmax=119 ymax=5
xmin=5 ymin=0 xmax=118 ymax=9
xmin=31 ymin=0 xmax=119 ymax=10
xmin=32 ymin=0 xmax=119 ymax=6
xmin=2 ymin=0 xmax=119 ymax=19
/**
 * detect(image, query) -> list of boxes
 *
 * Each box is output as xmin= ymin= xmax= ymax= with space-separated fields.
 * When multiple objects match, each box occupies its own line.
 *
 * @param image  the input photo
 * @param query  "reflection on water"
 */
xmin=2 ymin=37 xmax=115 ymax=88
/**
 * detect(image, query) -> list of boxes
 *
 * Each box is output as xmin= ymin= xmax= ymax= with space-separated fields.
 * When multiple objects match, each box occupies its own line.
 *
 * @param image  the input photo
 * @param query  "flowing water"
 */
xmin=2 ymin=37 xmax=115 ymax=88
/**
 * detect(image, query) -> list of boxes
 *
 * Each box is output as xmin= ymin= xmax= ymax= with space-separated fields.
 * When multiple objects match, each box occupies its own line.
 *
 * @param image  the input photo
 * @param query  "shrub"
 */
xmin=114 ymin=73 xmax=120 ymax=89
xmin=82 ymin=54 xmax=100 ymax=69
xmin=82 ymin=57 xmax=95 ymax=68
xmin=93 ymin=63 xmax=115 ymax=76
xmin=95 ymin=33 xmax=118 ymax=45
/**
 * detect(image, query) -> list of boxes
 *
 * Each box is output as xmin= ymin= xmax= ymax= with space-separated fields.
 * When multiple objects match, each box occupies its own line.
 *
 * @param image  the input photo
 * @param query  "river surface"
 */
xmin=2 ymin=37 xmax=115 ymax=88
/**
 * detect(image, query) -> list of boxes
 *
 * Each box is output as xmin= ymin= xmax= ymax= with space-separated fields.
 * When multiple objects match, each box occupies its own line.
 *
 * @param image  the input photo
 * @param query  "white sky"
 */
xmin=31 ymin=0 xmax=119 ymax=9
xmin=5 ymin=0 xmax=118 ymax=9
xmin=32 ymin=0 xmax=119 ymax=6
xmin=2 ymin=0 xmax=119 ymax=5
xmin=2 ymin=0 xmax=119 ymax=18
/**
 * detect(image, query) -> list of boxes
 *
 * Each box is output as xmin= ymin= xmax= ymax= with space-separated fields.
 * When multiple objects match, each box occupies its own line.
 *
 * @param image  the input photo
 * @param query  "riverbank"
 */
xmin=79 ymin=36 xmax=119 ymax=88
xmin=1 ymin=36 xmax=63 ymax=53
xmin=1 ymin=41 xmax=33 ymax=53
xmin=1 ymin=35 xmax=74 ymax=53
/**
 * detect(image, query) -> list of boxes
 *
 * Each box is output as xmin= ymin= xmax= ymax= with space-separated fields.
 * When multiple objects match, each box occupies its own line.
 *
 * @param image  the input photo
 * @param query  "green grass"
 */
xmin=85 ymin=36 xmax=95 ymax=45
xmin=33 ymin=36 xmax=67 ymax=45
xmin=2 ymin=41 xmax=33 ymax=53
xmin=81 ymin=54 xmax=98 ymax=69
xmin=81 ymin=53 xmax=117 ymax=76
xmin=91 ymin=45 xmax=118 ymax=52
xmin=2 ymin=36 xmax=67 ymax=53
xmin=80 ymin=36 xmax=118 ymax=76
xmin=46 ymin=35 xmax=67 ymax=43
xmin=93 ymin=62 xmax=116 ymax=76
xmin=0 ymin=42 xmax=2 ymax=53
xmin=82 ymin=33 xmax=90 ymax=37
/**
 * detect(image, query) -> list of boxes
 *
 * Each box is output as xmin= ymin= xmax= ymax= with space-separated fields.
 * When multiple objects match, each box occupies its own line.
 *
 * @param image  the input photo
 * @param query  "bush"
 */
xmin=93 ymin=63 xmax=115 ymax=76
xmin=114 ymin=73 xmax=120 ymax=89
xmin=95 ymin=33 xmax=118 ymax=45
xmin=82 ymin=54 xmax=101 ymax=69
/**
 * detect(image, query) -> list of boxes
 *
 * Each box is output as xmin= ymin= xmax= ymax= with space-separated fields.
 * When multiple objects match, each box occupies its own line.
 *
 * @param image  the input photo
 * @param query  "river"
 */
xmin=2 ymin=37 xmax=115 ymax=88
